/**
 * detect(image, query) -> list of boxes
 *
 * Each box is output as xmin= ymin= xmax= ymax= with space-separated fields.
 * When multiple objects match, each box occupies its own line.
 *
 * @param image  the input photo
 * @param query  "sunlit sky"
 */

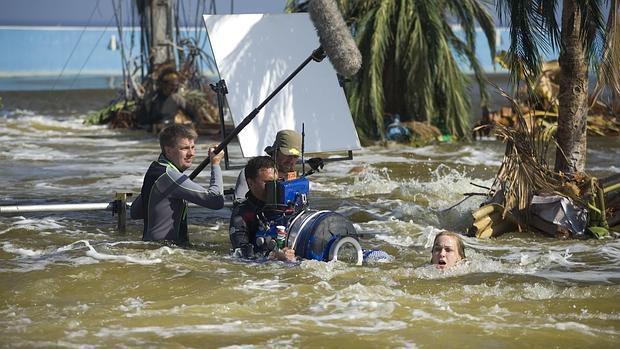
xmin=0 ymin=0 xmax=287 ymax=26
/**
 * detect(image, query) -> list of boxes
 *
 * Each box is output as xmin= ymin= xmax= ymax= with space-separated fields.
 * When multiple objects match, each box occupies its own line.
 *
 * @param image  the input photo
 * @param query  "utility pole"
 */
xmin=147 ymin=0 xmax=176 ymax=71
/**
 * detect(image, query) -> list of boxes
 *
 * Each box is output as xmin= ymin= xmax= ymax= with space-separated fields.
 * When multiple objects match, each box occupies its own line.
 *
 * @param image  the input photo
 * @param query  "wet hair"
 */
xmin=245 ymin=156 xmax=276 ymax=180
xmin=157 ymin=64 xmax=179 ymax=82
xmin=159 ymin=124 xmax=197 ymax=151
xmin=431 ymin=231 xmax=466 ymax=260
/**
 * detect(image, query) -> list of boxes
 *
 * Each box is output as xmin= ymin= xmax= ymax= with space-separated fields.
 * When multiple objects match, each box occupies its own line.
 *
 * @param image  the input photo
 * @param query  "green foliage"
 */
xmin=84 ymin=100 xmax=135 ymax=125
xmin=289 ymin=0 xmax=496 ymax=141
xmin=495 ymin=0 xmax=618 ymax=92
xmin=496 ymin=0 xmax=618 ymax=174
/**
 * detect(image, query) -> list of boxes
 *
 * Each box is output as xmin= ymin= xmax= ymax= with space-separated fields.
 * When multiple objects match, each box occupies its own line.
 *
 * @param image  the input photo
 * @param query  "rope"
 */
xmin=112 ymin=0 xmax=132 ymax=99
xmin=69 ymin=17 xmax=114 ymax=89
xmin=51 ymin=0 xmax=101 ymax=91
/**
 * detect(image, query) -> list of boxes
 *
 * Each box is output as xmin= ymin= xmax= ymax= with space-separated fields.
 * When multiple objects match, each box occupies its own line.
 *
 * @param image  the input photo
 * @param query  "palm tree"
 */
xmin=496 ymin=0 xmax=619 ymax=174
xmin=287 ymin=0 xmax=496 ymax=141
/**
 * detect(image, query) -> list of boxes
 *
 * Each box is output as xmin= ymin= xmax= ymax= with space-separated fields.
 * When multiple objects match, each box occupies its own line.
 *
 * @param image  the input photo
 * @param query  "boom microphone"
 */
xmin=308 ymin=0 xmax=362 ymax=77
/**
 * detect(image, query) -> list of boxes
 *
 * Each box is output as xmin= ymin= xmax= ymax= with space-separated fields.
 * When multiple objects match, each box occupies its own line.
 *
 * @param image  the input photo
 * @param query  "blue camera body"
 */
xmin=264 ymin=176 xmax=309 ymax=208
xmin=255 ymin=176 xmax=368 ymax=265
xmin=255 ymin=177 xmax=310 ymax=252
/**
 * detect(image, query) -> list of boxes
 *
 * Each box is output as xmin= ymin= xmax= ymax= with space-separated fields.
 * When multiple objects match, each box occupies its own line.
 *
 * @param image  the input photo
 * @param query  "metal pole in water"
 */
xmin=114 ymin=192 xmax=131 ymax=233
xmin=0 ymin=201 xmax=234 ymax=215
xmin=0 ymin=202 xmax=115 ymax=214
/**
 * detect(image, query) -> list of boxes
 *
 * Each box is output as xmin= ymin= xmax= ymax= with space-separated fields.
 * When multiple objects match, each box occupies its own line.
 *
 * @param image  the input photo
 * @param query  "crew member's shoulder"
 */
xmin=231 ymin=198 xmax=249 ymax=212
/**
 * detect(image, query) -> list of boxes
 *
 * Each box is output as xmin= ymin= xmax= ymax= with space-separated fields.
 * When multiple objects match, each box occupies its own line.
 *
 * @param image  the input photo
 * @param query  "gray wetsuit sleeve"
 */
xmin=234 ymin=168 xmax=248 ymax=201
xmin=162 ymin=164 xmax=224 ymax=209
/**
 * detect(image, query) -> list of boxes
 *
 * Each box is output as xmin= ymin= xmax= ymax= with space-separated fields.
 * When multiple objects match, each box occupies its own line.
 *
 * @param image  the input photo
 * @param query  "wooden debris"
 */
xmin=469 ymin=203 xmax=519 ymax=238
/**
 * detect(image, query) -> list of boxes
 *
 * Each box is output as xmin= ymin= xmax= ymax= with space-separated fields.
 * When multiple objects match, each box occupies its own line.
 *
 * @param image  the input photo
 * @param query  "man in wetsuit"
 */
xmin=233 ymin=129 xmax=302 ymax=201
xmin=137 ymin=67 xmax=194 ymax=129
xmin=130 ymin=124 xmax=224 ymax=244
xmin=229 ymin=156 xmax=296 ymax=261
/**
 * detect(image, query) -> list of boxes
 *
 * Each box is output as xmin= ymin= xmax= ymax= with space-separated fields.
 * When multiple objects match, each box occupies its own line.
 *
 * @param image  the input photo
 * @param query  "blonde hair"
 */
xmin=431 ymin=231 xmax=466 ymax=260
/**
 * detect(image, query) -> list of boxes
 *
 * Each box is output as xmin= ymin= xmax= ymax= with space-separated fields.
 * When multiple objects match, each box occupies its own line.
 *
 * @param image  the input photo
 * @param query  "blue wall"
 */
xmin=0 ymin=26 xmax=130 ymax=77
xmin=0 ymin=25 xmax=560 ymax=90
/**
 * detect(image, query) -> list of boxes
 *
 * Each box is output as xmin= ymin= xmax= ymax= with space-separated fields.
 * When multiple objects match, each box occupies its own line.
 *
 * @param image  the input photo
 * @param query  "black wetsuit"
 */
xmin=130 ymin=154 xmax=224 ymax=243
xmin=229 ymin=192 xmax=266 ymax=258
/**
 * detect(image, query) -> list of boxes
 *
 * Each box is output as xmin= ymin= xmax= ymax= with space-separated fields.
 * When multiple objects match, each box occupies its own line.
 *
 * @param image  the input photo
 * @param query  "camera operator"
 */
xmin=229 ymin=156 xmax=296 ymax=262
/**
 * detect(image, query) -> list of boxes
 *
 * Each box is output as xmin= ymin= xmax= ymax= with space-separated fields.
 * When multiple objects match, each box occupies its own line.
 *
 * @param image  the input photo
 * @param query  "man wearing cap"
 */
xmin=233 ymin=129 xmax=302 ymax=201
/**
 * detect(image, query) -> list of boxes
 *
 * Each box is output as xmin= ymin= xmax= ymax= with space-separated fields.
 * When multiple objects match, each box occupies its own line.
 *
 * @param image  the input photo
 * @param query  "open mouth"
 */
xmin=436 ymin=260 xmax=447 ymax=269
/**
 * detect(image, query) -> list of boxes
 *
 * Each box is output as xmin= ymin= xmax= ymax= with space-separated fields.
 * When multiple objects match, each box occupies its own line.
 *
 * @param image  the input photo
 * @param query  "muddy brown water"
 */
xmin=1 ymin=88 xmax=619 ymax=348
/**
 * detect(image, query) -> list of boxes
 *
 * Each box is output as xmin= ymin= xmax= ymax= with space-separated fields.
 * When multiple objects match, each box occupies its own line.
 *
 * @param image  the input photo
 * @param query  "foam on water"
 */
xmin=9 ymin=216 xmax=66 ymax=231
xmin=88 ymin=175 xmax=145 ymax=192
xmin=397 ymin=164 xmax=492 ymax=209
xmin=589 ymin=165 xmax=620 ymax=173
xmin=1 ymin=241 xmax=44 ymax=258
xmin=95 ymin=321 xmax=276 ymax=338
xmin=285 ymin=282 xmax=407 ymax=331
xmin=353 ymin=225 xmax=615 ymax=282
xmin=342 ymin=166 xmax=399 ymax=196
xmin=0 ymin=305 xmax=33 ymax=333
xmin=2 ymin=113 xmax=113 ymax=135
xmin=235 ymin=277 xmax=292 ymax=292
xmin=324 ymin=164 xmax=490 ymax=232
xmin=79 ymin=240 xmax=164 ymax=265
xmin=600 ymin=241 xmax=620 ymax=262
xmin=2 ymin=216 xmax=97 ymax=239
xmin=117 ymin=297 xmax=152 ymax=317
xmin=368 ymin=224 xmax=439 ymax=248
xmin=3 ymin=89 xmax=620 ymax=348
xmin=0 ymin=240 xmax=99 ymax=272
xmin=0 ymin=238 xmax=175 ymax=273
xmin=299 ymin=259 xmax=359 ymax=281
xmin=407 ymin=144 xmax=503 ymax=167
xmin=2 ymin=144 xmax=75 ymax=161
xmin=404 ymin=238 xmax=620 ymax=283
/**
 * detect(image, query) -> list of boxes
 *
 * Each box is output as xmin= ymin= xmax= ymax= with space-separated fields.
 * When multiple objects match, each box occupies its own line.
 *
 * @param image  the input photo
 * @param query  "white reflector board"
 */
xmin=203 ymin=13 xmax=361 ymax=157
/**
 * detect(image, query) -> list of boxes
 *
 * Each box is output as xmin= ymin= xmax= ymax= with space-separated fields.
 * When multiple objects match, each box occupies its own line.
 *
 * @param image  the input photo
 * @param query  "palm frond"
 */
xmin=394 ymin=0 xmax=412 ymax=64
xmin=347 ymin=7 xmax=380 ymax=140
xmin=485 ymin=82 xmax=590 ymax=225
xmin=443 ymin=0 xmax=495 ymax=108
xmin=406 ymin=0 xmax=445 ymax=124
xmin=496 ymin=0 xmax=556 ymax=86
xmin=367 ymin=1 xmax=396 ymax=138
xmin=341 ymin=0 xmax=496 ymax=140
xmin=539 ymin=0 xmax=561 ymax=51
xmin=597 ymin=0 xmax=620 ymax=95
xmin=578 ymin=0 xmax=607 ymax=62
xmin=434 ymin=45 xmax=472 ymax=138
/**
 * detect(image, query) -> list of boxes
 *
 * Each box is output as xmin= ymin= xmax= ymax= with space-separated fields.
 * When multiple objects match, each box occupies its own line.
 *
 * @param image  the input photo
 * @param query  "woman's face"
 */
xmin=431 ymin=235 xmax=463 ymax=270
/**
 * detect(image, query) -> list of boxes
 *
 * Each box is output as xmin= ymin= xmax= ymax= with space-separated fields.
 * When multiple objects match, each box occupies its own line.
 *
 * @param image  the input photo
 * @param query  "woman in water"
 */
xmin=430 ymin=231 xmax=466 ymax=270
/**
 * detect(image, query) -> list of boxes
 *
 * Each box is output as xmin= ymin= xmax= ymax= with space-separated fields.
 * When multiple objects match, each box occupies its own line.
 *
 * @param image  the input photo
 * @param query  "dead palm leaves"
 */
xmin=471 ymin=85 xmax=589 ymax=238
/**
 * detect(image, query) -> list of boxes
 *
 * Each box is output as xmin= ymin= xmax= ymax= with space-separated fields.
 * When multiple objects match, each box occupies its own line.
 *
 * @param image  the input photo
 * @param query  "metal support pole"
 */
xmin=114 ymin=192 xmax=131 ymax=233
xmin=211 ymin=79 xmax=230 ymax=169
xmin=0 ymin=203 xmax=114 ymax=214
xmin=1 ymin=199 xmax=233 ymax=215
